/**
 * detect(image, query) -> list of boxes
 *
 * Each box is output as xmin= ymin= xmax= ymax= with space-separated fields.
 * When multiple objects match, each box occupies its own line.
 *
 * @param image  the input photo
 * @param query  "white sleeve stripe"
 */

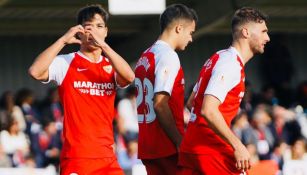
xmin=204 ymin=55 xmax=241 ymax=103
xmin=153 ymin=50 xmax=180 ymax=95
xmin=46 ymin=53 xmax=75 ymax=86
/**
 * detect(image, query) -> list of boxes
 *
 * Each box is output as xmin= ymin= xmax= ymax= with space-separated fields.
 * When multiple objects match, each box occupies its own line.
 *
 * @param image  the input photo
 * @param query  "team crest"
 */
xmin=103 ymin=65 xmax=112 ymax=74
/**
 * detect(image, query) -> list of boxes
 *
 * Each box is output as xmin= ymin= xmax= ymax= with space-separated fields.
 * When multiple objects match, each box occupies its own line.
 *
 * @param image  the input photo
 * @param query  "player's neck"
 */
xmin=79 ymin=48 xmax=102 ymax=63
xmin=231 ymin=41 xmax=254 ymax=65
xmin=158 ymin=32 xmax=177 ymax=50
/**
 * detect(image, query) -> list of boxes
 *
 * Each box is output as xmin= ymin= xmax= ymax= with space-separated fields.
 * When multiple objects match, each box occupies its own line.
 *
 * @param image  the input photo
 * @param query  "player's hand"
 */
xmin=84 ymin=26 xmax=108 ymax=49
xmin=60 ymin=25 xmax=84 ymax=45
xmin=234 ymin=143 xmax=251 ymax=171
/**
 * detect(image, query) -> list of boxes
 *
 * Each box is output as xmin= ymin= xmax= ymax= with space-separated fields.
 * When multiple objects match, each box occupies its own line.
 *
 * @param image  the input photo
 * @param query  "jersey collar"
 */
xmin=229 ymin=46 xmax=244 ymax=66
xmin=156 ymin=40 xmax=173 ymax=50
xmin=77 ymin=51 xmax=103 ymax=63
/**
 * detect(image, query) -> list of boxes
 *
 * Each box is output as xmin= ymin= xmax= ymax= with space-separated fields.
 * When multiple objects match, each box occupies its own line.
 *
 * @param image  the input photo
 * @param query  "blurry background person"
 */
xmin=0 ymin=91 xmax=26 ymax=132
xmin=0 ymin=117 xmax=30 ymax=167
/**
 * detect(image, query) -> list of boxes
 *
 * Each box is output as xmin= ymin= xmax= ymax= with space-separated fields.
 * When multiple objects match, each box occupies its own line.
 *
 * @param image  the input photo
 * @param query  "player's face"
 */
xmin=80 ymin=14 xmax=108 ymax=49
xmin=177 ymin=20 xmax=196 ymax=51
xmin=248 ymin=21 xmax=270 ymax=54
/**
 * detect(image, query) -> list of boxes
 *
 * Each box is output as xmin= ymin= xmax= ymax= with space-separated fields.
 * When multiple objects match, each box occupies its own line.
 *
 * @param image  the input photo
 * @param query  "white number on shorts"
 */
xmin=135 ymin=77 xmax=156 ymax=123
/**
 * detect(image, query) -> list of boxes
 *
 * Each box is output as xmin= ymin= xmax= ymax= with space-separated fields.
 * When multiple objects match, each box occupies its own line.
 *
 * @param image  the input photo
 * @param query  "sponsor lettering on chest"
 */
xmin=73 ymin=81 xmax=114 ymax=96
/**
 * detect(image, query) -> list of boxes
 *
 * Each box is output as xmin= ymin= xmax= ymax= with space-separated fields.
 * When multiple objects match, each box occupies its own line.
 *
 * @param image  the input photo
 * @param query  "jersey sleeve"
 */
xmin=154 ymin=51 xmax=180 ymax=95
xmin=204 ymin=56 xmax=241 ymax=103
xmin=43 ymin=53 xmax=74 ymax=85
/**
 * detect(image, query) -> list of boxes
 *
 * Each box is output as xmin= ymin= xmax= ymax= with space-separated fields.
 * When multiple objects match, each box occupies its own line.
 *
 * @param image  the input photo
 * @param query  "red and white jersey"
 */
xmin=180 ymin=47 xmax=245 ymax=155
xmin=46 ymin=51 xmax=117 ymax=158
xmin=134 ymin=40 xmax=185 ymax=159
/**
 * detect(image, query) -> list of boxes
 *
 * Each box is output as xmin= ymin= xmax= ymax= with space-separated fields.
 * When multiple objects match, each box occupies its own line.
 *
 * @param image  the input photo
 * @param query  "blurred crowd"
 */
xmin=0 ymin=80 xmax=307 ymax=174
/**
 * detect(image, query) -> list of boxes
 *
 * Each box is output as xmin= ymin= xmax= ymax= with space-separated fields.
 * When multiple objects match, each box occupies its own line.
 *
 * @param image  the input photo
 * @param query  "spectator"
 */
xmin=117 ymin=136 xmax=142 ymax=175
xmin=117 ymin=86 xmax=138 ymax=142
xmin=242 ymin=106 xmax=275 ymax=159
xmin=39 ymin=87 xmax=63 ymax=131
xmin=32 ymin=118 xmax=61 ymax=168
xmin=232 ymin=110 xmax=249 ymax=140
xmin=0 ymin=91 xmax=26 ymax=131
xmin=15 ymin=88 xmax=41 ymax=136
xmin=0 ymin=143 xmax=12 ymax=167
xmin=0 ymin=117 xmax=30 ymax=167
xmin=270 ymin=139 xmax=288 ymax=170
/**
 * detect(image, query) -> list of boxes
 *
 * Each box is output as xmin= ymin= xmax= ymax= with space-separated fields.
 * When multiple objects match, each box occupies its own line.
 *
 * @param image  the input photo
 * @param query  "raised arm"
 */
xmin=200 ymin=94 xmax=251 ymax=171
xmin=85 ymin=26 xmax=135 ymax=87
xmin=28 ymin=25 xmax=84 ymax=81
xmin=100 ymin=44 xmax=135 ymax=86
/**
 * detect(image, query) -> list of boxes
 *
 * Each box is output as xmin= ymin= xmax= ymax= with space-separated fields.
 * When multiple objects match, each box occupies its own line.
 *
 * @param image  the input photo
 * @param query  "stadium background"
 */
xmin=0 ymin=0 xmax=307 ymax=97
xmin=0 ymin=0 xmax=307 ymax=175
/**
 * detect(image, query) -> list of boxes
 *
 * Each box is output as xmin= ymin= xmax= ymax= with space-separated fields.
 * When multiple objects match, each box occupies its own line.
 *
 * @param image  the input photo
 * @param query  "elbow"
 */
xmin=153 ymin=100 xmax=165 ymax=117
xmin=28 ymin=66 xmax=44 ymax=81
xmin=153 ymin=102 xmax=162 ymax=114
xmin=200 ymin=107 xmax=213 ymax=119
xmin=127 ymin=72 xmax=135 ymax=84
xmin=28 ymin=67 xmax=39 ymax=80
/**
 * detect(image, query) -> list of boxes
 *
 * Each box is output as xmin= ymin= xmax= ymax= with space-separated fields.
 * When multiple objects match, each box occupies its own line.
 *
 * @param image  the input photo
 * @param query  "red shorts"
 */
xmin=60 ymin=157 xmax=124 ymax=175
xmin=142 ymin=154 xmax=178 ymax=175
xmin=177 ymin=152 xmax=247 ymax=175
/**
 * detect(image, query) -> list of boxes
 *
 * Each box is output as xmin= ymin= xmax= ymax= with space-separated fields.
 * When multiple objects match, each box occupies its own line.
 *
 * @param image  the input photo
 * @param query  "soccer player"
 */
xmin=28 ymin=5 xmax=134 ymax=175
xmin=178 ymin=7 xmax=270 ymax=175
xmin=134 ymin=4 xmax=197 ymax=175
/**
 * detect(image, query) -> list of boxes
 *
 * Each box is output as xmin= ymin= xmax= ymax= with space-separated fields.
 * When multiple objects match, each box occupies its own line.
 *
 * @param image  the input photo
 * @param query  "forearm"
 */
xmin=101 ymin=44 xmax=134 ymax=84
xmin=155 ymin=103 xmax=182 ymax=148
xmin=186 ymin=91 xmax=196 ymax=111
xmin=202 ymin=110 xmax=242 ymax=149
xmin=28 ymin=37 xmax=66 ymax=81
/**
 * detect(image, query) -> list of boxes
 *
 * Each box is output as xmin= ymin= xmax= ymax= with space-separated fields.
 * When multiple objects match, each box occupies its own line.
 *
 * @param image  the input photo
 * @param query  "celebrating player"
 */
xmin=28 ymin=4 xmax=134 ymax=175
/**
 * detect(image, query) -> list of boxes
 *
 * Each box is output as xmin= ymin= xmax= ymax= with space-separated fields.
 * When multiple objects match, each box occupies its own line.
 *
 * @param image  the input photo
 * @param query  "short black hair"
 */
xmin=232 ymin=7 xmax=268 ymax=36
xmin=77 ymin=4 xmax=109 ymax=25
xmin=160 ymin=4 xmax=198 ymax=33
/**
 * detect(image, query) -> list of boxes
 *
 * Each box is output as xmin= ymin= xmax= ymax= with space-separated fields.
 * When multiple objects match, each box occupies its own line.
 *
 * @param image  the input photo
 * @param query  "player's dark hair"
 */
xmin=232 ymin=7 xmax=268 ymax=36
xmin=77 ymin=4 xmax=109 ymax=26
xmin=160 ymin=4 xmax=198 ymax=33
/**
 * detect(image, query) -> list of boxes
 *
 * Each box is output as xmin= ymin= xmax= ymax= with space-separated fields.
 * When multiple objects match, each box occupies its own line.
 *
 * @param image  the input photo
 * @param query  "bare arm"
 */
xmin=101 ymin=44 xmax=135 ymax=86
xmin=186 ymin=91 xmax=196 ymax=111
xmin=86 ymin=27 xmax=135 ymax=86
xmin=201 ymin=94 xmax=251 ymax=170
xmin=28 ymin=25 xmax=84 ymax=81
xmin=154 ymin=92 xmax=182 ymax=150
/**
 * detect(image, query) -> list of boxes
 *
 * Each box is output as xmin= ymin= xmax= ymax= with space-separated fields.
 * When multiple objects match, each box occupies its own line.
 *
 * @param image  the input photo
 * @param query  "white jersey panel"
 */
xmin=205 ymin=48 xmax=242 ymax=103
xmin=152 ymin=40 xmax=180 ymax=95
xmin=46 ymin=53 xmax=75 ymax=85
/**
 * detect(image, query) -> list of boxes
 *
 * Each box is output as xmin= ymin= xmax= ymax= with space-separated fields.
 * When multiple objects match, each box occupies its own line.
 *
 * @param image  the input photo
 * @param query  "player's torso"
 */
xmin=59 ymin=53 xmax=116 ymax=158
xmin=134 ymin=42 xmax=185 ymax=159
xmin=181 ymin=48 xmax=245 ymax=155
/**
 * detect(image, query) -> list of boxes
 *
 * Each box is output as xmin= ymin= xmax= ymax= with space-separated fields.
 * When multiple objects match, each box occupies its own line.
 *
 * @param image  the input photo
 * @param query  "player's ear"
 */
xmin=241 ymin=27 xmax=249 ymax=38
xmin=175 ymin=24 xmax=183 ymax=34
